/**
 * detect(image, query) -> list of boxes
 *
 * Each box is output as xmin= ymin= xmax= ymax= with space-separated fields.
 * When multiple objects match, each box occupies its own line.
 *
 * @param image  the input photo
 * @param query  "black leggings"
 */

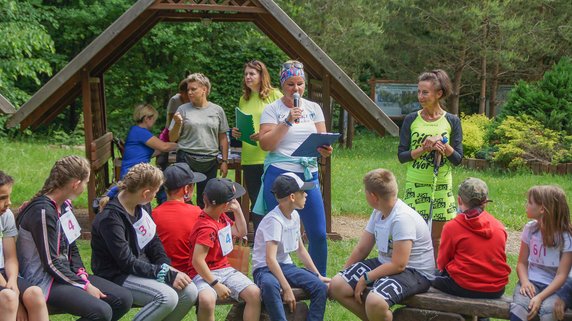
xmin=47 ymin=275 xmax=132 ymax=321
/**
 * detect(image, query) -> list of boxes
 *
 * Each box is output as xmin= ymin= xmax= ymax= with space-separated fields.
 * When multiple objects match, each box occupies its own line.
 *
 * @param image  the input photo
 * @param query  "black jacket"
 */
xmin=16 ymin=196 xmax=88 ymax=291
xmin=91 ymin=197 xmax=175 ymax=285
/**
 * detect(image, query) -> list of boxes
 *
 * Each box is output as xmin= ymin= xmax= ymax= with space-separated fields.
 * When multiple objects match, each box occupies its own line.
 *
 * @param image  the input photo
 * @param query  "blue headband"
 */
xmin=280 ymin=66 xmax=305 ymax=86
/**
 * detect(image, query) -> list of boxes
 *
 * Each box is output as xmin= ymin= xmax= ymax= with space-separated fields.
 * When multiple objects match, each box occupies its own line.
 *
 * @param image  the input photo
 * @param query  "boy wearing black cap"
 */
xmin=433 ymin=177 xmax=510 ymax=306
xmin=152 ymin=163 xmax=206 ymax=273
xmin=187 ymin=178 xmax=261 ymax=321
xmin=252 ymin=173 xmax=329 ymax=321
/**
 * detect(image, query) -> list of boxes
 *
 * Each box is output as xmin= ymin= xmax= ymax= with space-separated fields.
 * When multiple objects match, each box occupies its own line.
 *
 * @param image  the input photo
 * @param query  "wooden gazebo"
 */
xmin=6 ymin=0 xmax=398 ymax=237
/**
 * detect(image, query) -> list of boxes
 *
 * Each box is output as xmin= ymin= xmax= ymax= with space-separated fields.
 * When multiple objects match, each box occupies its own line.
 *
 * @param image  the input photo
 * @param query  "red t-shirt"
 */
xmin=152 ymin=200 xmax=201 ymax=272
xmin=187 ymin=211 xmax=234 ymax=278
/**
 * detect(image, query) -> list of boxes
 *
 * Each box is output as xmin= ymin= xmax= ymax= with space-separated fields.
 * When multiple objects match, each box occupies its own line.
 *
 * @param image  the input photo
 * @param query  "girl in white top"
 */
xmin=510 ymin=185 xmax=572 ymax=321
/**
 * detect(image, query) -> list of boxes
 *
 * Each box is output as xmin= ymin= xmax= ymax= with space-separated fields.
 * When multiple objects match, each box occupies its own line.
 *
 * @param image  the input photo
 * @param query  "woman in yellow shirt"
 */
xmin=232 ymin=60 xmax=282 ymax=234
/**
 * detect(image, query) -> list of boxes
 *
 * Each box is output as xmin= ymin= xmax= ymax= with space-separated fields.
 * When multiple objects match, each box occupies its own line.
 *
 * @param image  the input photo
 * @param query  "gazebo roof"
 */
xmin=0 ymin=94 xmax=16 ymax=115
xmin=6 ymin=0 xmax=398 ymax=136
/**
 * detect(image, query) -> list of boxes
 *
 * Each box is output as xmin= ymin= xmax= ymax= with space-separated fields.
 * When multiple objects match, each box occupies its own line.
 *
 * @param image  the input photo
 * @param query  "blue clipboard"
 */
xmin=291 ymin=133 xmax=341 ymax=157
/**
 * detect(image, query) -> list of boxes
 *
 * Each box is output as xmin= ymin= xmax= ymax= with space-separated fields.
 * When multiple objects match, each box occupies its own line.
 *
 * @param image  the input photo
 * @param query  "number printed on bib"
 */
xmin=60 ymin=209 xmax=81 ymax=244
xmin=133 ymin=209 xmax=157 ymax=249
xmin=218 ymin=224 xmax=233 ymax=256
xmin=283 ymin=226 xmax=299 ymax=253
xmin=529 ymin=234 xmax=560 ymax=267
xmin=375 ymin=225 xmax=390 ymax=254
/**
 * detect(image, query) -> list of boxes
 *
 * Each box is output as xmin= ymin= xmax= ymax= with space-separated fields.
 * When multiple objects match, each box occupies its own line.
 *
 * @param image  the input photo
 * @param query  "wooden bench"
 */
xmin=49 ymin=287 xmax=310 ymax=321
xmin=395 ymin=287 xmax=572 ymax=320
xmin=220 ymin=287 xmax=310 ymax=321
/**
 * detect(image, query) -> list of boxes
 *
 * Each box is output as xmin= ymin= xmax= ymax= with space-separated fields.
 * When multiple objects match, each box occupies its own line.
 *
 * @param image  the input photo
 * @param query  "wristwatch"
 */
xmin=363 ymin=272 xmax=374 ymax=285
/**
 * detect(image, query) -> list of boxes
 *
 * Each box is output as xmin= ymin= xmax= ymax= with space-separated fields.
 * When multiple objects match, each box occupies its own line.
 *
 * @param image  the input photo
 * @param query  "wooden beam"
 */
xmin=7 ymin=0 xmax=156 ymax=129
xmin=91 ymin=11 xmax=160 ymax=76
xmin=0 ymin=94 xmax=16 ymax=114
xmin=157 ymin=11 xmax=256 ymax=22
xmin=25 ymin=85 xmax=81 ymax=130
xmin=81 ymin=70 xmax=96 ymax=223
xmin=256 ymin=0 xmax=398 ymax=136
xmin=150 ymin=2 xmax=265 ymax=13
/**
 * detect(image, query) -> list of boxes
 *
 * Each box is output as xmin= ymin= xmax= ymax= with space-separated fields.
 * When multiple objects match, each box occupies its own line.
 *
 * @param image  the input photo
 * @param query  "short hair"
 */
xmin=363 ymin=169 xmax=398 ymax=199
xmin=133 ymin=104 xmax=158 ymax=124
xmin=187 ymin=73 xmax=211 ymax=97
xmin=0 ymin=171 xmax=14 ymax=187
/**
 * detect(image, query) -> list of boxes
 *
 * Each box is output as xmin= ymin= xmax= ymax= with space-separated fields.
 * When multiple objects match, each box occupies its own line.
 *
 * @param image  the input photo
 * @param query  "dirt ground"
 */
xmin=332 ymin=215 xmax=522 ymax=255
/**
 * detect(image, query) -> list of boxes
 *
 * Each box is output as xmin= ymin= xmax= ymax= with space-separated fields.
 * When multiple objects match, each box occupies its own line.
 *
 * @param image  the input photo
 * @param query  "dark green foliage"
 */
xmin=500 ymin=57 xmax=572 ymax=135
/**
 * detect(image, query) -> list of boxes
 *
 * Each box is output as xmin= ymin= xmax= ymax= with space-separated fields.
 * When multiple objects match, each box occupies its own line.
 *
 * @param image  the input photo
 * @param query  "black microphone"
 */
xmin=293 ymin=92 xmax=300 ymax=123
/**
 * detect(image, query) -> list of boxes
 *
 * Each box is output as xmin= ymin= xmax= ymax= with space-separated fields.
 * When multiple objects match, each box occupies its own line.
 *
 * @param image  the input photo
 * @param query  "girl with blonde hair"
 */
xmin=92 ymin=163 xmax=198 ymax=321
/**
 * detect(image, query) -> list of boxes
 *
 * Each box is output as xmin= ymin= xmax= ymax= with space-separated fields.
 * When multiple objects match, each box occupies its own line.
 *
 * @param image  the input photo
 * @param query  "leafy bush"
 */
xmin=460 ymin=113 xmax=491 ymax=158
xmin=492 ymin=115 xmax=572 ymax=168
xmin=500 ymin=57 xmax=572 ymax=135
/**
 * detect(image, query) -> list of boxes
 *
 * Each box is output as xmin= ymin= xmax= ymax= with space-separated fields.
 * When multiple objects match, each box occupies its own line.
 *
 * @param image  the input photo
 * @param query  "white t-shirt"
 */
xmin=364 ymin=199 xmax=435 ymax=279
xmin=522 ymin=220 xmax=572 ymax=285
xmin=260 ymin=98 xmax=325 ymax=172
xmin=0 ymin=209 xmax=18 ymax=270
xmin=252 ymin=206 xmax=301 ymax=271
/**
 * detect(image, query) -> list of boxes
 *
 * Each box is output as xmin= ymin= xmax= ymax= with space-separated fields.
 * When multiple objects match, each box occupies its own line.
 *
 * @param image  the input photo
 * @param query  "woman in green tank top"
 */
xmin=397 ymin=69 xmax=464 ymax=260
xmin=231 ymin=60 xmax=282 ymax=235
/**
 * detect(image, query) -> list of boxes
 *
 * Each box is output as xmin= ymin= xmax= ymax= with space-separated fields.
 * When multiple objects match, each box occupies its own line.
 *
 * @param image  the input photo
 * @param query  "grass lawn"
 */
xmin=1 ymin=133 xmax=569 ymax=320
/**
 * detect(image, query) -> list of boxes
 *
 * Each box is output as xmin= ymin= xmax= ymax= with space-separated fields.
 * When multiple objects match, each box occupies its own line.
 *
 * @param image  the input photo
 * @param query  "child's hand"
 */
xmin=214 ymin=282 xmax=231 ymax=300
xmin=319 ymin=275 xmax=331 ymax=284
xmin=554 ymin=297 xmax=566 ymax=320
xmin=528 ymin=296 xmax=542 ymax=320
xmin=227 ymin=199 xmax=241 ymax=213
xmin=283 ymin=288 xmax=296 ymax=313
xmin=520 ymin=281 xmax=536 ymax=298
xmin=86 ymin=283 xmax=107 ymax=299
xmin=172 ymin=272 xmax=192 ymax=291
xmin=354 ymin=276 xmax=367 ymax=304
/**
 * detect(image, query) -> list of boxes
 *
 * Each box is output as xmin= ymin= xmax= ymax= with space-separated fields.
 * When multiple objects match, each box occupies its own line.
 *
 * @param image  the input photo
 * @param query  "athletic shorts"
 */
xmin=193 ymin=267 xmax=254 ymax=301
xmin=339 ymin=258 xmax=431 ymax=306
xmin=403 ymin=181 xmax=456 ymax=221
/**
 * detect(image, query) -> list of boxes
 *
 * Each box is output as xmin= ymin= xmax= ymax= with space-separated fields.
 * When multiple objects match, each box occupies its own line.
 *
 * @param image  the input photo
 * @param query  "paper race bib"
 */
xmin=375 ymin=225 xmax=390 ymax=254
xmin=218 ymin=224 xmax=233 ymax=256
xmin=529 ymin=234 xmax=560 ymax=267
xmin=133 ymin=209 xmax=157 ymax=249
xmin=283 ymin=226 xmax=299 ymax=253
xmin=60 ymin=209 xmax=81 ymax=244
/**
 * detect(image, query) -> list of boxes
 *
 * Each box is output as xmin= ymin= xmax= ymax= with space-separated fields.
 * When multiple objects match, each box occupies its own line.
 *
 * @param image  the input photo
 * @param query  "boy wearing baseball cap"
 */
xmin=252 ymin=173 xmax=329 ymax=321
xmin=330 ymin=169 xmax=434 ymax=321
xmin=152 ymin=163 xmax=206 ymax=272
xmin=433 ymin=177 xmax=510 ymax=320
xmin=187 ymin=178 xmax=261 ymax=321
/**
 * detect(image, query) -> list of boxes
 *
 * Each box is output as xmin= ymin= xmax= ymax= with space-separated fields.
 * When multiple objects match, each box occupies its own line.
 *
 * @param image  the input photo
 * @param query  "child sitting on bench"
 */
xmin=329 ymin=168 xmax=434 ymax=321
xmin=252 ymin=173 xmax=329 ymax=321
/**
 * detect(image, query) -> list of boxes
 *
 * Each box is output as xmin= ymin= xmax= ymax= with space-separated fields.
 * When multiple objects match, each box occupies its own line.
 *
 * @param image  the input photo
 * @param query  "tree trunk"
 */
xmin=478 ymin=20 xmax=488 ymax=115
xmin=489 ymin=61 xmax=500 ymax=117
xmin=448 ymin=48 xmax=466 ymax=115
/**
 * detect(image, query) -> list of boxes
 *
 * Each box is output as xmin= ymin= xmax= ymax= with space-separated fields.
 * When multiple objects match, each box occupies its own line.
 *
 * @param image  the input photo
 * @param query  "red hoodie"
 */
xmin=437 ymin=210 xmax=511 ymax=292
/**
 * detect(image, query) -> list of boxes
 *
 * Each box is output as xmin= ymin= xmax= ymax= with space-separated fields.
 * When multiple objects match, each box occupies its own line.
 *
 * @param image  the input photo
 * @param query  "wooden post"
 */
xmin=82 ymin=71 xmax=96 ymax=224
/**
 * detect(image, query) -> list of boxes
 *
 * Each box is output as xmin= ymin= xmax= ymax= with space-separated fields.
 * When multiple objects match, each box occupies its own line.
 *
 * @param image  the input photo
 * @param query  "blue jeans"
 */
xmin=254 ymin=264 xmax=327 ymax=321
xmin=259 ymin=165 xmax=328 ymax=275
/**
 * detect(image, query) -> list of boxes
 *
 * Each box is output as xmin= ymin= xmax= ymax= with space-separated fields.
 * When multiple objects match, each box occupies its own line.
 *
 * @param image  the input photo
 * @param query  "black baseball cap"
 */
xmin=163 ymin=163 xmax=206 ymax=191
xmin=271 ymin=173 xmax=315 ymax=199
xmin=203 ymin=178 xmax=246 ymax=205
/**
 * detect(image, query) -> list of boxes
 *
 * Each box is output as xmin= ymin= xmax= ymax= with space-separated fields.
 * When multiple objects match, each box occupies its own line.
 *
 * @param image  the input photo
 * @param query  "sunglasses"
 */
xmin=282 ymin=62 xmax=304 ymax=70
